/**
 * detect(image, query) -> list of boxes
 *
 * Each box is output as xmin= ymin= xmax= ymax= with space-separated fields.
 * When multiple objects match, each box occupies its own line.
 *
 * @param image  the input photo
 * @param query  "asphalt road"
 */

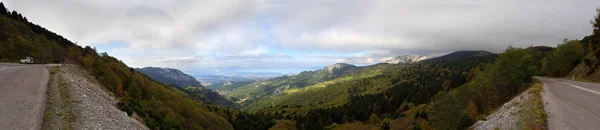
xmin=0 ymin=63 xmax=50 ymax=130
xmin=535 ymin=77 xmax=600 ymax=130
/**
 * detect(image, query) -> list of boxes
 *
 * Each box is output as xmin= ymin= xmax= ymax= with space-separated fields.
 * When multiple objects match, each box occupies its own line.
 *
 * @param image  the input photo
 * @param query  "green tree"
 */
xmin=593 ymin=8 xmax=600 ymax=36
xmin=543 ymin=40 xmax=584 ymax=76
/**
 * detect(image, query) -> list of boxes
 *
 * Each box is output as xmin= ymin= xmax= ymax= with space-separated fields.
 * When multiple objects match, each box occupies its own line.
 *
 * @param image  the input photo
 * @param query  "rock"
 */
xmin=57 ymin=65 xmax=148 ymax=130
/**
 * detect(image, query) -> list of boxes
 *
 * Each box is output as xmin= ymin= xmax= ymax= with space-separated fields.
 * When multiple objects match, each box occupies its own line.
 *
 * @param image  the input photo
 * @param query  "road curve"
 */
xmin=535 ymin=77 xmax=600 ymax=130
xmin=0 ymin=63 xmax=50 ymax=130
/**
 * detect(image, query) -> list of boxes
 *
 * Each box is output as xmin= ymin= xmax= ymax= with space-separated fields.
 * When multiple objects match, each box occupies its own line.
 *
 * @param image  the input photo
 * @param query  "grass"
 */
xmin=58 ymin=75 xmax=76 ymax=129
xmin=520 ymin=80 xmax=547 ymax=130
xmin=50 ymin=66 xmax=59 ymax=74
xmin=42 ymin=68 xmax=75 ymax=130
xmin=42 ymin=75 xmax=56 ymax=128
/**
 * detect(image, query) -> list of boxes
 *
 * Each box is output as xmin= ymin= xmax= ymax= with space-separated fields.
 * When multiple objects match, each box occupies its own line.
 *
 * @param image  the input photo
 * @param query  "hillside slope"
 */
xmin=226 ymin=63 xmax=359 ymax=105
xmin=136 ymin=67 xmax=238 ymax=108
xmin=384 ymin=55 xmax=429 ymax=64
xmin=0 ymin=3 xmax=237 ymax=130
xmin=245 ymin=52 xmax=496 ymax=111
xmin=423 ymin=50 xmax=494 ymax=62
xmin=43 ymin=65 xmax=148 ymax=129
xmin=136 ymin=67 xmax=202 ymax=88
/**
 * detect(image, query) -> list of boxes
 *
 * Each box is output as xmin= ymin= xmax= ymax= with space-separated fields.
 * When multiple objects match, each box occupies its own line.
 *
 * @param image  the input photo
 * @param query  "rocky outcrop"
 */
xmin=384 ymin=55 xmax=429 ymax=64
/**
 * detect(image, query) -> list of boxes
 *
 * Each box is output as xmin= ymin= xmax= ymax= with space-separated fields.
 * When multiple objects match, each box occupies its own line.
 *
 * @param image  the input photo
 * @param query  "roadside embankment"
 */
xmin=42 ymin=64 xmax=148 ymax=130
xmin=472 ymin=80 xmax=547 ymax=130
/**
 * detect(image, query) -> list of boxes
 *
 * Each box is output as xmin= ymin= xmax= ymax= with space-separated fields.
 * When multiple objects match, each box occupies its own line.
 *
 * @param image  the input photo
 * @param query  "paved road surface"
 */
xmin=0 ymin=63 xmax=50 ymax=130
xmin=535 ymin=77 xmax=600 ymax=130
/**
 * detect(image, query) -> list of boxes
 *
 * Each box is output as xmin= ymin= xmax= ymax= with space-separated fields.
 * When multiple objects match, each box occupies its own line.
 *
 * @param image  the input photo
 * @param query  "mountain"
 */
xmin=135 ymin=67 xmax=202 ymax=88
xmin=179 ymin=87 xmax=240 ymax=108
xmin=224 ymin=63 xmax=358 ymax=105
xmin=135 ymin=67 xmax=239 ymax=108
xmin=423 ymin=50 xmax=495 ymax=62
xmin=242 ymin=53 xmax=496 ymax=111
xmin=227 ymin=52 xmax=496 ymax=108
xmin=322 ymin=63 xmax=357 ymax=76
xmin=196 ymin=75 xmax=265 ymax=90
xmin=384 ymin=55 xmax=429 ymax=64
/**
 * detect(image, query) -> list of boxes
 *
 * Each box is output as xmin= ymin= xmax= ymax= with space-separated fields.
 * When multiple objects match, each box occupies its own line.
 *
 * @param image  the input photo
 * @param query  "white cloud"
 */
xmin=2 ymin=0 xmax=600 ymax=74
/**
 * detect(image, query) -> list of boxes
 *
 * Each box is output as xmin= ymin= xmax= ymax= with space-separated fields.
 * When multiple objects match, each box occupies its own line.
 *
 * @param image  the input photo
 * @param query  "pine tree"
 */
xmin=593 ymin=8 xmax=600 ymax=36
xmin=0 ymin=2 xmax=7 ymax=16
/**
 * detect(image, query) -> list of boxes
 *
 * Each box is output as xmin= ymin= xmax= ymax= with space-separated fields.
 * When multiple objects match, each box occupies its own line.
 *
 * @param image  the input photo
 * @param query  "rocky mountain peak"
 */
xmin=384 ymin=55 xmax=429 ymax=64
xmin=323 ymin=63 xmax=356 ymax=73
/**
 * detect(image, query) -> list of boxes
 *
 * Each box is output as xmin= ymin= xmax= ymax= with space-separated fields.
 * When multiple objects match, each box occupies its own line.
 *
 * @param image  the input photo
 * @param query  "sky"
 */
xmin=2 ymin=0 xmax=600 ymax=76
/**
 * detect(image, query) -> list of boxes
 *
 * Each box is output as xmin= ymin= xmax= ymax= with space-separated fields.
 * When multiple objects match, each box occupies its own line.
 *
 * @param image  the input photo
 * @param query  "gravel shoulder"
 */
xmin=42 ymin=64 xmax=148 ymax=130
xmin=472 ymin=81 xmax=547 ymax=130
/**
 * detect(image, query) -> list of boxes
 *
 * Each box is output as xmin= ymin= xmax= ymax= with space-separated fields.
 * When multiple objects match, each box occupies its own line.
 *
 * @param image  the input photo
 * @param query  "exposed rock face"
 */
xmin=384 ymin=55 xmax=429 ymax=64
xmin=136 ymin=67 xmax=202 ymax=88
xmin=471 ymin=88 xmax=534 ymax=130
xmin=322 ymin=63 xmax=356 ymax=74
xmin=223 ymin=80 xmax=233 ymax=86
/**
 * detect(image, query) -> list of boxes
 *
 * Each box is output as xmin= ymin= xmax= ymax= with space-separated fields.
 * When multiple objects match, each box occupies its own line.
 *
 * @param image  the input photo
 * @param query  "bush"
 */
xmin=50 ymin=67 xmax=58 ymax=74
xmin=542 ymin=40 xmax=584 ymax=76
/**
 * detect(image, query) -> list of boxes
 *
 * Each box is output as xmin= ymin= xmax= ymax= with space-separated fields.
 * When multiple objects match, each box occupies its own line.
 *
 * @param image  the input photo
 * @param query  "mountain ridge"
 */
xmin=135 ymin=67 xmax=239 ymax=108
xmin=423 ymin=50 xmax=495 ymax=62
xmin=135 ymin=67 xmax=202 ymax=88
xmin=384 ymin=55 xmax=429 ymax=64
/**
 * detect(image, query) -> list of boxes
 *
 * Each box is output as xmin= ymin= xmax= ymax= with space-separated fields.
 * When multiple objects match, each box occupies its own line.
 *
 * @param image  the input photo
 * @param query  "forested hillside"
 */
xmin=244 ymin=52 xmax=496 ymax=111
xmin=234 ymin=8 xmax=600 ymax=130
xmin=135 ymin=67 xmax=239 ymax=108
xmin=136 ymin=67 xmax=203 ymax=88
xmin=0 ymin=3 xmax=256 ymax=130
xmin=225 ymin=63 xmax=359 ymax=106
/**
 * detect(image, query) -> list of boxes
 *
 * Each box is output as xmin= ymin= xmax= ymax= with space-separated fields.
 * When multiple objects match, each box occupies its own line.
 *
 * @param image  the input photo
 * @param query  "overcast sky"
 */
xmin=2 ymin=0 xmax=600 ymax=75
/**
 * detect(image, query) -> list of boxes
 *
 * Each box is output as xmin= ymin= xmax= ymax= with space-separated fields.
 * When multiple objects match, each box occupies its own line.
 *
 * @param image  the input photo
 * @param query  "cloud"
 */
xmin=2 ymin=0 xmax=600 ymax=74
xmin=267 ymin=0 xmax=599 ymax=53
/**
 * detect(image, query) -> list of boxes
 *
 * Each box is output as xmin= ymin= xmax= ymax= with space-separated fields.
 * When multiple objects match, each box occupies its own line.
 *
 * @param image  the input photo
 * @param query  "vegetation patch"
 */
xmin=50 ymin=66 xmax=59 ymax=74
xmin=58 ymin=75 xmax=76 ymax=129
xmin=520 ymin=80 xmax=547 ymax=130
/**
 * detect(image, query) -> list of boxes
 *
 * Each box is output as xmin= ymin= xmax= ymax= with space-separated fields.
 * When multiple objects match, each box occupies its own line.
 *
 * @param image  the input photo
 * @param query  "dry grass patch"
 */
xmin=520 ymin=80 xmax=547 ymax=130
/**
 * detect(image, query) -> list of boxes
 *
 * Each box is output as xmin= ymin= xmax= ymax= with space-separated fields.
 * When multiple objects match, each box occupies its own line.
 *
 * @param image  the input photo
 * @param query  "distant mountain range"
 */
xmin=423 ymin=50 xmax=494 ymax=62
xmin=135 ymin=67 xmax=239 ymax=108
xmin=381 ymin=51 xmax=493 ymax=65
xmin=195 ymin=75 xmax=265 ymax=89
xmin=384 ymin=55 xmax=429 ymax=64
xmin=223 ymin=62 xmax=361 ymax=105
xmin=135 ymin=67 xmax=202 ymax=88
xmin=221 ymin=50 xmax=497 ymax=110
xmin=134 ymin=51 xmax=497 ymax=110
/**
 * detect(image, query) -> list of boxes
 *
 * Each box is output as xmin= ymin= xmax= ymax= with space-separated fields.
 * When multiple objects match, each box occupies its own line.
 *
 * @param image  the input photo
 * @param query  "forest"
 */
xmin=1 ymin=2 xmax=599 ymax=129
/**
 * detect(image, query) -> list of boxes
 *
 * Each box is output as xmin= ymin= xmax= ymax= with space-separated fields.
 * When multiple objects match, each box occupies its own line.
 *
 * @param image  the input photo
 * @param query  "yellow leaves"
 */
xmin=330 ymin=122 xmax=379 ymax=130
xmin=415 ymin=118 xmax=433 ymax=130
xmin=368 ymin=113 xmax=381 ymax=124
xmin=269 ymin=120 xmax=297 ymax=130
xmin=466 ymin=99 xmax=478 ymax=120
xmin=115 ymin=83 xmax=124 ymax=97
